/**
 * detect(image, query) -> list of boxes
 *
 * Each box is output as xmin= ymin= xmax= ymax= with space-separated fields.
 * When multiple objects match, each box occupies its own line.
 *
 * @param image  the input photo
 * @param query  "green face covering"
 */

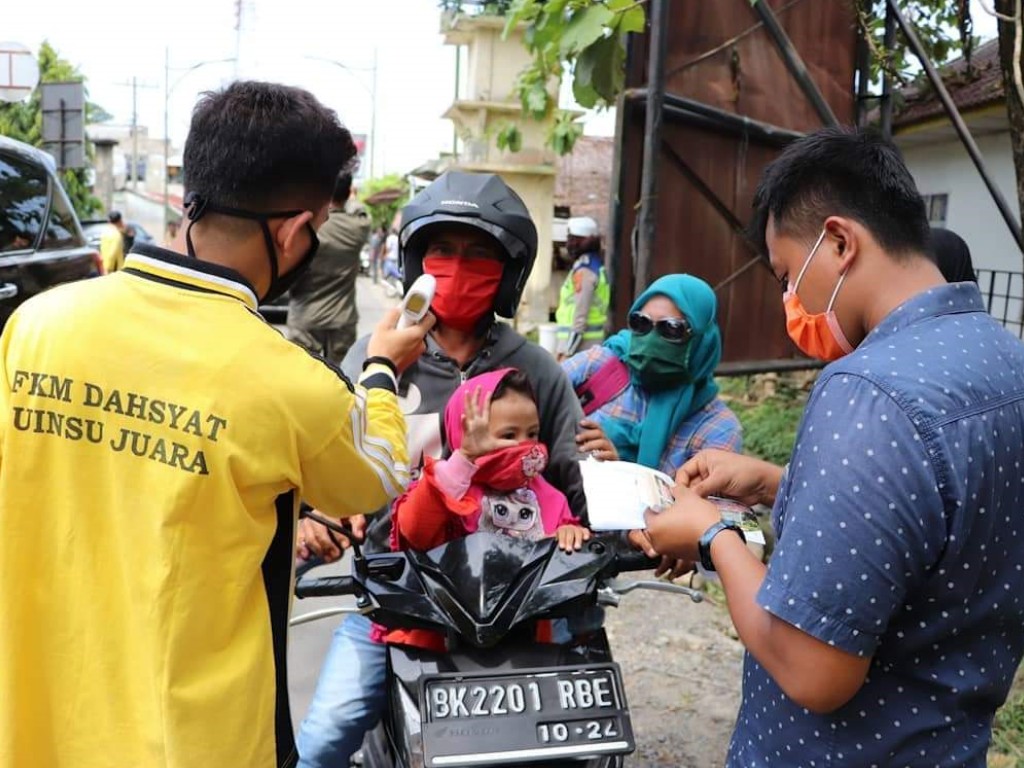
xmin=602 ymin=274 xmax=722 ymax=469
xmin=625 ymin=332 xmax=693 ymax=391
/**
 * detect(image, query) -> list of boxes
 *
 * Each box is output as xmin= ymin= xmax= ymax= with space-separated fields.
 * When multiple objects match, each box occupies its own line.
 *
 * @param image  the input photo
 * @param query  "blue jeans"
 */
xmin=297 ymin=613 xmax=387 ymax=768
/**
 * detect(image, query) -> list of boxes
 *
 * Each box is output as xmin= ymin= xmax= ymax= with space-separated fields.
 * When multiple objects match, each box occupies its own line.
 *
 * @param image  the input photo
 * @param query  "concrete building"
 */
xmin=442 ymin=10 xmax=570 ymax=328
xmin=86 ymin=123 xmax=180 ymax=198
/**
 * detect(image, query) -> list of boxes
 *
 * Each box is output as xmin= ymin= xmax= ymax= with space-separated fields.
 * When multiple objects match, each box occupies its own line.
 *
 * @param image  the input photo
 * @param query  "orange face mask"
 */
xmin=782 ymin=229 xmax=854 ymax=362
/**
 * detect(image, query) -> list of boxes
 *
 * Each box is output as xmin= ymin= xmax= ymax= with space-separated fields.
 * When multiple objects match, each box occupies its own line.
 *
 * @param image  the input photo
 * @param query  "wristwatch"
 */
xmin=698 ymin=521 xmax=746 ymax=572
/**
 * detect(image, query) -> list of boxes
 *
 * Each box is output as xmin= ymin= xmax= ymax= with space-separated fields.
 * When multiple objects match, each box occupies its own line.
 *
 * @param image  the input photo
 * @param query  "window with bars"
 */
xmin=976 ymin=268 xmax=1024 ymax=340
xmin=921 ymin=193 xmax=949 ymax=227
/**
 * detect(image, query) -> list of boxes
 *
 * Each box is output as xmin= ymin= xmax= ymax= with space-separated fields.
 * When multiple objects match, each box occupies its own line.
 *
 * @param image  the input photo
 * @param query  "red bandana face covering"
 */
xmin=423 ymin=256 xmax=503 ymax=332
xmin=473 ymin=442 xmax=549 ymax=492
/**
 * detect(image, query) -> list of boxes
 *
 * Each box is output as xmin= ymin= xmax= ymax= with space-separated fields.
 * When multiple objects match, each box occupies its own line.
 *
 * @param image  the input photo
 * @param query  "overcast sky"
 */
xmin=5 ymin=0 xmax=1002 ymax=176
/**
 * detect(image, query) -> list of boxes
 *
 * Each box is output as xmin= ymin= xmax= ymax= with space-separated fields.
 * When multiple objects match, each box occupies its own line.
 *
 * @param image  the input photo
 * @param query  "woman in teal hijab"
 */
xmin=562 ymin=274 xmax=742 ymax=473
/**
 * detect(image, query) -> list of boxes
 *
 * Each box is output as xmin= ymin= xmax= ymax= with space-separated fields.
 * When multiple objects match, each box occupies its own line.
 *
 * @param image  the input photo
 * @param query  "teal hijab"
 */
xmin=602 ymin=274 xmax=721 ymax=469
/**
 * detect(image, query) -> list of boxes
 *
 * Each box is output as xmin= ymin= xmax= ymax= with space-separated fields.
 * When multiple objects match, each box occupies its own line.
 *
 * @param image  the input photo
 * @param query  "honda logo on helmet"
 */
xmin=440 ymin=199 xmax=480 ymax=208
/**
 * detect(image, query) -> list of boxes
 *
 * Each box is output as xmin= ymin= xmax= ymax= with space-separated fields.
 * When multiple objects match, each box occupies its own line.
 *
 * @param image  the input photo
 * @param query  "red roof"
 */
xmin=895 ymin=38 xmax=1005 ymax=127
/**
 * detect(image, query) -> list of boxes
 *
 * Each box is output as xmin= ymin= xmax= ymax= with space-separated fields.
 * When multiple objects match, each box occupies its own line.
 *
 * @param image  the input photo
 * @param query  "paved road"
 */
xmin=287 ymin=276 xmax=398 ymax=737
xmin=116 ymin=191 xmax=167 ymax=243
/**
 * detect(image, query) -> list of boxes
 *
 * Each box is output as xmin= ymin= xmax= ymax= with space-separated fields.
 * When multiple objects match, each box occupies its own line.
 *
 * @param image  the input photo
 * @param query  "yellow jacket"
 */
xmin=0 ymin=244 xmax=408 ymax=768
xmin=99 ymin=223 xmax=125 ymax=273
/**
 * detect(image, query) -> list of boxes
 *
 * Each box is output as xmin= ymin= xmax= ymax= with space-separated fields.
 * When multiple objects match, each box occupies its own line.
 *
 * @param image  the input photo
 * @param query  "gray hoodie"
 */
xmin=342 ymin=323 xmax=587 ymax=554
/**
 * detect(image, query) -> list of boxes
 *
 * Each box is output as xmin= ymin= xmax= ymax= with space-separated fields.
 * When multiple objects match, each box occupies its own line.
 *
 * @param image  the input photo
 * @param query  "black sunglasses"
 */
xmin=628 ymin=312 xmax=694 ymax=344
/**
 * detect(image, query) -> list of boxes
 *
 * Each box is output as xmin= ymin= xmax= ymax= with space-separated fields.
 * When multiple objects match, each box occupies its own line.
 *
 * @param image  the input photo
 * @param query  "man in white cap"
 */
xmin=555 ymin=215 xmax=609 ymax=357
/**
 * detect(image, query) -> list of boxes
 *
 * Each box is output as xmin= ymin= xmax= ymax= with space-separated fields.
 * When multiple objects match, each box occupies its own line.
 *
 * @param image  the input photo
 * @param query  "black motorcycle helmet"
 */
xmin=399 ymin=171 xmax=538 ymax=319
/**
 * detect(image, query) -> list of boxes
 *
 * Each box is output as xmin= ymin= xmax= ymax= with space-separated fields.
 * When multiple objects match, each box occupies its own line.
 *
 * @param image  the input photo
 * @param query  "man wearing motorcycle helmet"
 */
xmin=295 ymin=171 xmax=588 ymax=768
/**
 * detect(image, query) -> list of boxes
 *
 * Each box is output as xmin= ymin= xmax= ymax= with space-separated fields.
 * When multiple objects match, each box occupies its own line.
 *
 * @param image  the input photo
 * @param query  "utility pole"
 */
xmin=234 ymin=0 xmax=245 ymax=80
xmin=370 ymin=47 xmax=378 ymax=178
xmin=164 ymin=48 xmax=170 ymax=239
xmin=131 ymin=76 xmax=139 ymax=192
xmin=114 ymin=78 xmax=158 ymax=194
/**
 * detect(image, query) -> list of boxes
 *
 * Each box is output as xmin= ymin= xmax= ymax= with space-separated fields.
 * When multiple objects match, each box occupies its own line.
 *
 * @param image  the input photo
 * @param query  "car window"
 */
xmin=43 ymin=186 xmax=81 ymax=249
xmin=0 ymin=153 xmax=49 ymax=253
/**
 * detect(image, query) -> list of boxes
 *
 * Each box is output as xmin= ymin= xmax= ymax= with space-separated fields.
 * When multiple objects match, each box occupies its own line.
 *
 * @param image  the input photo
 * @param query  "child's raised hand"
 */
xmin=556 ymin=524 xmax=592 ymax=553
xmin=459 ymin=387 xmax=518 ymax=461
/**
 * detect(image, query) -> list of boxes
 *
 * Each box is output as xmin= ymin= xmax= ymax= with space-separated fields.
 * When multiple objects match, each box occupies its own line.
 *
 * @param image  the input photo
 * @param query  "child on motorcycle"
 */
xmin=382 ymin=368 xmax=591 ymax=651
xmin=393 ymin=367 xmax=590 ymax=554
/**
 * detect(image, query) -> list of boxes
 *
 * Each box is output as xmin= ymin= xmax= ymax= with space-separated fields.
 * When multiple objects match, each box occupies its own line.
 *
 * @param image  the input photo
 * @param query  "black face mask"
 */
xmin=183 ymin=191 xmax=321 ymax=303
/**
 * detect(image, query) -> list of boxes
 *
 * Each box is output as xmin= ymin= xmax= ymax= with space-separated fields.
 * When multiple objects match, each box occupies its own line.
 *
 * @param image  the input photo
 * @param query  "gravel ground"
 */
xmin=605 ymin=575 xmax=743 ymax=767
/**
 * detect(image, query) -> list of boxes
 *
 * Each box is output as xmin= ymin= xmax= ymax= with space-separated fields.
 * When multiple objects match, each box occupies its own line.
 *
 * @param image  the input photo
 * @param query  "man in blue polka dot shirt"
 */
xmin=638 ymin=127 xmax=1024 ymax=767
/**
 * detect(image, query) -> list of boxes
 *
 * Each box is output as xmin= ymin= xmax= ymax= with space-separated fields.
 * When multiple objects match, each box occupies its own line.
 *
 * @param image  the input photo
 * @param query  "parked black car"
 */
xmin=80 ymin=218 xmax=155 ymax=252
xmin=0 ymin=136 xmax=102 ymax=330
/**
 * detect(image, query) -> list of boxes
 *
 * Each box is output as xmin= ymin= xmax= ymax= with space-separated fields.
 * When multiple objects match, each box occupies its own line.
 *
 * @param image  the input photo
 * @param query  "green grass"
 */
xmin=991 ymin=694 xmax=1024 ymax=767
xmin=716 ymin=375 xmax=808 ymax=466
xmin=992 ymin=671 xmax=1024 ymax=767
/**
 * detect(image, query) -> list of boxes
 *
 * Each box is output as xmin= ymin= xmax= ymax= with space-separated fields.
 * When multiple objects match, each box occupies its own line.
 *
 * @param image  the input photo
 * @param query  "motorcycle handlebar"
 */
xmin=611 ymin=548 xmax=662 ymax=574
xmin=295 ymin=575 xmax=358 ymax=599
xmin=293 ymin=535 xmax=662 ymax=600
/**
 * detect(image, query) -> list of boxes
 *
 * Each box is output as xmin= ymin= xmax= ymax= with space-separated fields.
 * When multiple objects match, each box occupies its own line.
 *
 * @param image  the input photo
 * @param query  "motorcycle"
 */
xmin=292 ymin=514 xmax=704 ymax=768
xmin=380 ymin=258 xmax=404 ymax=298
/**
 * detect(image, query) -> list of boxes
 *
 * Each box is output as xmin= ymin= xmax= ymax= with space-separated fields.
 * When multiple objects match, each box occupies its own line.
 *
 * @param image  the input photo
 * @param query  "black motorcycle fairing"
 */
xmin=357 ymin=533 xmax=619 ymax=649
xmin=511 ymin=541 xmax=617 ymax=628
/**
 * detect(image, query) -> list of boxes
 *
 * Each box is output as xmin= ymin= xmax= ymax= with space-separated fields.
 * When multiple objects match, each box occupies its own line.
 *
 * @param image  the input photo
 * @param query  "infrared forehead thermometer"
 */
xmin=396 ymin=274 xmax=436 ymax=330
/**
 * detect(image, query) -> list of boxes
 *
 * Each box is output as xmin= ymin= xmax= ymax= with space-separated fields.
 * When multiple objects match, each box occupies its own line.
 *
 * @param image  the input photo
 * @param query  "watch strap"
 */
xmin=698 ymin=521 xmax=746 ymax=572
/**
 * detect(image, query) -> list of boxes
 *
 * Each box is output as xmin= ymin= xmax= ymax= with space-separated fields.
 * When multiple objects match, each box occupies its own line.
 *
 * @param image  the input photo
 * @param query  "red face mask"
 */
xmin=423 ymin=256 xmax=503 ymax=332
xmin=473 ymin=442 xmax=549 ymax=492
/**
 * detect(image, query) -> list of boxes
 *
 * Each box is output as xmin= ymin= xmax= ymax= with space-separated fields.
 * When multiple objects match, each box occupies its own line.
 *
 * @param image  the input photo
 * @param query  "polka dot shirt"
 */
xmin=728 ymin=283 xmax=1024 ymax=767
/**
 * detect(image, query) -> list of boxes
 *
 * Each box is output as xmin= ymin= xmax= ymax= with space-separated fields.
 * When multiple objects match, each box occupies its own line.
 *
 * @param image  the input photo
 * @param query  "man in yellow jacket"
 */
xmin=99 ymin=208 xmax=127 ymax=272
xmin=0 ymin=81 xmax=432 ymax=768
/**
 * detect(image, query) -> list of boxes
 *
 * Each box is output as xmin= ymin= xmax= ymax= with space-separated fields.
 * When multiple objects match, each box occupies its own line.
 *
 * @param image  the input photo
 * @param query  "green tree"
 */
xmin=993 ymin=0 xmax=1024 ymax=247
xmin=859 ymin=1 xmax=973 ymax=83
xmin=504 ymin=0 xmax=645 ymax=155
xmin=359 ymin=174 xmax=410 ymax=232
xmin=0 ymin=41 xmax=104 ymax=218
xmin=441 ymin=0 xmax=645 ymax=156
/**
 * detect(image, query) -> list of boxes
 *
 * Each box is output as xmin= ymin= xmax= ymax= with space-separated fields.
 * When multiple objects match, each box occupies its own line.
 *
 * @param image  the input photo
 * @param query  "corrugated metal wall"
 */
xmin=610 ymin=0 xmax=858 ymax=368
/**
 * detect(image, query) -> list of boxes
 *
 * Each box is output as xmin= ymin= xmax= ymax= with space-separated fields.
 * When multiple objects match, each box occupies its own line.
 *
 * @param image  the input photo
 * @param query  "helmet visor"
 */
xmin=400 ymin=213 xmax=530 ymax=264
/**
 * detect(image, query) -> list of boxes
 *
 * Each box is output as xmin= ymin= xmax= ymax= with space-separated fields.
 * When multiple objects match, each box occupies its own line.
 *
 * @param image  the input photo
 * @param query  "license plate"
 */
xmin=420 ymin=664 xmax=634 ymax=767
